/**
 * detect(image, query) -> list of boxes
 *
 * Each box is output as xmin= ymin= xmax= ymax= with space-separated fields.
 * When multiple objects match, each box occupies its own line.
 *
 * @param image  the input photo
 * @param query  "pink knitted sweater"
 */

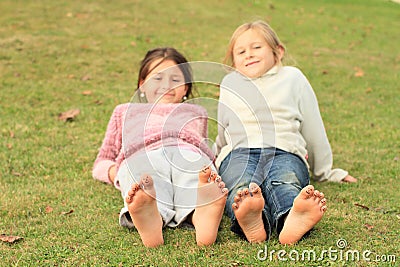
xmin=92 ymin=103 xmax=214 ymax=187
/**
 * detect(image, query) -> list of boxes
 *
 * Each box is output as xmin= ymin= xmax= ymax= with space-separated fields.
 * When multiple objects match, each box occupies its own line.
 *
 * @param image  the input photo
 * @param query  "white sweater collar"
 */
xmin=237 ymin=65 xmax=280 ymax=81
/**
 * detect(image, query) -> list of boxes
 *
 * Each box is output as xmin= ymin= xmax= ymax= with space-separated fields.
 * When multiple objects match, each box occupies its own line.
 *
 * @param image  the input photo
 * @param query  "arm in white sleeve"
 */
xmin=299 ymin=82 xmax=348 ymax=182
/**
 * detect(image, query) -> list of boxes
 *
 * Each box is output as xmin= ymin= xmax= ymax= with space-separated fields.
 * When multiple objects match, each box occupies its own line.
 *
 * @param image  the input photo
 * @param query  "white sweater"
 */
xmin=215 ymin=66 xmax=348 ymax=182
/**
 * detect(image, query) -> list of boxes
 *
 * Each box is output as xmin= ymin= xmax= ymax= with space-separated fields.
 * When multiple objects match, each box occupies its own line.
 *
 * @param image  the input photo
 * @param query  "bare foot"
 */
xmin=279 ymin=185 xmax=327 ymax=245
xmin=233 ymin=183 xmax=267 ymax=243
xmin=342 ymin=175 xmax=357 ymax=183
xmin=126 ymin=174 xmax=164 ymax=248
xmin=192 ymin=166 xmax=228 ymax=246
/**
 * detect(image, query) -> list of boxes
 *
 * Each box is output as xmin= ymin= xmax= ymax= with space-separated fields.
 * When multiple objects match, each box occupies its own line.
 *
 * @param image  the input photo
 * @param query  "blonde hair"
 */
xmin=224 ymin=20 xmax=286 ymax=67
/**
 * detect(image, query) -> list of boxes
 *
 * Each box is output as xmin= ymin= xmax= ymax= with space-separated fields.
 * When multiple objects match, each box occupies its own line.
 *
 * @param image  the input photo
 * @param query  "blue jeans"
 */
xmin=219 ymin=148 xmax=310 ymax=239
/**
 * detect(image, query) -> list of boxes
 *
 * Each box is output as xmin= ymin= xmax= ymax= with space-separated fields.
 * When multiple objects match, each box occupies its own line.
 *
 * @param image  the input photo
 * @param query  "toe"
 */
xmin=209 ymin=171 xmax=218 ymax=182
xmin=140 ymin=174 xmax=153 ymax=189
xmin=242 ymin=188 xmax=250 ymax=200
xmin=243 ymin=188 xmax=250 ymax=196
xmin=249 ymin=182 xmax=261 ymax=195
xmin=218 ymin=181 xmax=225 ymax=189
xmin=201 ymin=165 xmax=212 ymax=174
xmin=132 ymin=184 xmax=140 ymax=192
xmin=234 ymin=195 xmax=241 ymax=203
xmin=128 ymin=184 xmax=138 ymax=197
xmin=303 ymin=185 xmax=314 ymax=198
xmin=199 ymin=165 xmax=212 ymax=183
xmin=314 ymin=190 xmax=324 ymax=199
xmin=126 ymin=194 xmax=133 ymax=203
xmin=232 ymin=202 xmax=239 ymax=209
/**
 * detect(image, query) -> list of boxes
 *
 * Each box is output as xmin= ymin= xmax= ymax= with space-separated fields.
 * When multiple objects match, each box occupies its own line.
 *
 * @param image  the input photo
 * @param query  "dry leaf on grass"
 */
xmin=61 ymin=209 xmax=74 ymax=215
xmin=0 ymin=234 xmax=23 ymax=244
xmin=81 ymin=75 xmax=91 ymax=81
xmin=354 ymin=67 xmax=364 ymax=77
xmin=82 ymin=90 xmax=92 ymax=95
xmin=364 ymin=223 xmax=374 ymax=230
xmin=354 ymin=203 xmax=370 ymax=210
xmin=58 ymin=109 xmax=80 ymax=122
xmin=12 ymin=171 xmax=22 ymax=177
xmin=45 ymin=206 xmax=53 ymax=213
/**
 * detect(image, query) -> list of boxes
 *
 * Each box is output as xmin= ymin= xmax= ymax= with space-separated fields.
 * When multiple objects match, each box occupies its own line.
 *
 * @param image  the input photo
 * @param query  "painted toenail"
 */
xmin=249 ymin=184 xmax=257 ymax=190
xmin=215 ymin=176 xmax=221 ymax=182
xmin=201 ymin=166 xmax=210 ymax=173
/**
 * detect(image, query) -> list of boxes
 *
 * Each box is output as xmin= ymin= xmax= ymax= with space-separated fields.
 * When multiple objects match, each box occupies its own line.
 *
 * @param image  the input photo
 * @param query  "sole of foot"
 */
xmin=279 ymin=184 xmax=327 ymax=245
xmin=233 ymin=182 xmax=267 ymax=243
xmin=126 ymin=174 xmax=164 ymax=248
xmin=192 ymin=166 xmax=228 ymax=246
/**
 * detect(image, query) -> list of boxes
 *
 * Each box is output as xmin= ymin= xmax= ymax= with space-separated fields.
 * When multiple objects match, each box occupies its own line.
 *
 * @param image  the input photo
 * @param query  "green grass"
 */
xmin=1 ymin=0 xmax=399 ymax=266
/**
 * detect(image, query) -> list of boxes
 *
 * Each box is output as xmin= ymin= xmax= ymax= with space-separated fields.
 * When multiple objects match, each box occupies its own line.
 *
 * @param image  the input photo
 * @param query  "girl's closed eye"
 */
xmin=153 ymin=74 xmax=162 ymax=81
xmin=172 ymin=77 xmax=182 ymax=83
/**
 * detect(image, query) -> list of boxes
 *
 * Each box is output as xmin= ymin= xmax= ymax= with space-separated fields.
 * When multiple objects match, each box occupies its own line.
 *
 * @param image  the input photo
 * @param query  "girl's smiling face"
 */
xmin=233 ymin=29 xmax=282 ymax=78
xmin=140 ymin=59 xmax=187 ymax=103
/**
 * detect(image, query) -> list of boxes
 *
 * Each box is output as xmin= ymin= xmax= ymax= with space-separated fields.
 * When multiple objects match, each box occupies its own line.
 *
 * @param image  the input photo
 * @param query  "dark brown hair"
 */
xmin=136 ymin=47 xmax=193 ymax=99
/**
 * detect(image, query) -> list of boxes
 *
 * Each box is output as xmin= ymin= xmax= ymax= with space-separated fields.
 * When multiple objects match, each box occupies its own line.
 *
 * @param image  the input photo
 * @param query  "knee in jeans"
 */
xmin=270 ymin=172 xmax=302 ymax=190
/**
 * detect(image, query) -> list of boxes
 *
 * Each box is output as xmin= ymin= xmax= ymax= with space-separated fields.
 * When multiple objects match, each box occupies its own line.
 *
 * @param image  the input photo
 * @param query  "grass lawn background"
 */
xmin=0 ymin=0 xmax=399 ymax=266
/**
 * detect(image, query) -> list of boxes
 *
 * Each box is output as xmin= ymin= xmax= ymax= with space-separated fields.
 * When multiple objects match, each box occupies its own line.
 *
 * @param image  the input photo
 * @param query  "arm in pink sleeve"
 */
xmin=92 ymin=105 xmax=124 ymax=184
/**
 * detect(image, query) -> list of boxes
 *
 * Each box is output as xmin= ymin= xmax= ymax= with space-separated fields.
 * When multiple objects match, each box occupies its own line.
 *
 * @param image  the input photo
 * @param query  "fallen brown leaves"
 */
xmin=61 ymin=209 xmax=74 ymax=215
xmin=58 ymin=109 xmax=80 ymax=122
xmin=354 ymin=203 xmax=370 ymax=210
xmin=364 ymin=223 xmax=374 ymax=230
xmin=354 ymin=67 xmax=365 ymax=77
xmin=0 ymin=234 xmax=23 ymax=244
